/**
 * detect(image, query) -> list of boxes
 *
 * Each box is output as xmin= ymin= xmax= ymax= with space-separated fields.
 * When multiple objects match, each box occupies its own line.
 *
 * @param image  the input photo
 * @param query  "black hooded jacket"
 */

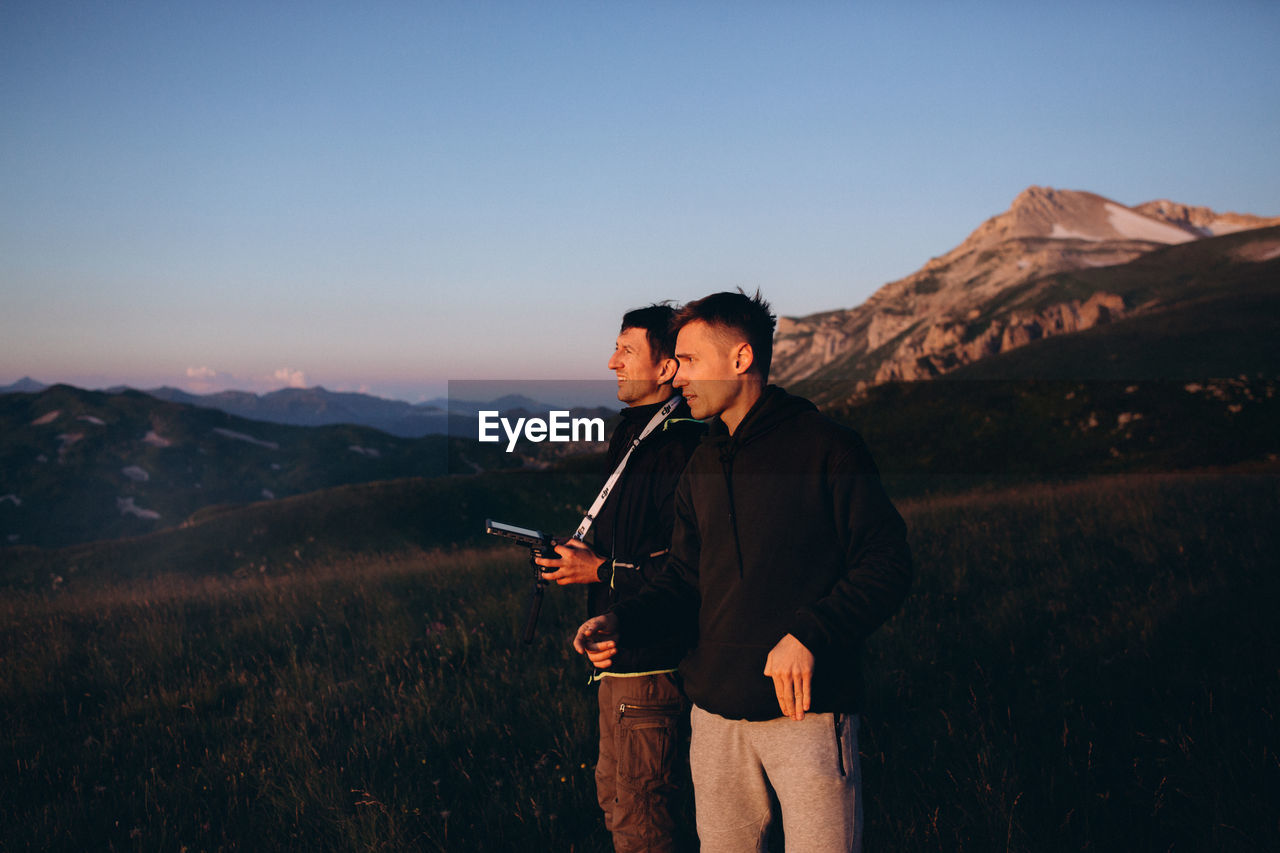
xmin=610 ymin=385 xmax=912 ymax=720
xmin=586 ymin=396 xmax=704 ymax=673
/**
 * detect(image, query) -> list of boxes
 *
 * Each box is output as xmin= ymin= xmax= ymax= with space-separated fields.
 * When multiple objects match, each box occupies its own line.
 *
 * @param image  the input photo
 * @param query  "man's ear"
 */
xmin=656 ymin=357 xmax=678 ymax=385
xmin=732 ymin=343 xmax=754 ymax=375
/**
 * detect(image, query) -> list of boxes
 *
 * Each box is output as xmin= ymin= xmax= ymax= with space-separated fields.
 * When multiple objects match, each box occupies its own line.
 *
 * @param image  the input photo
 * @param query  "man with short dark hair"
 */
xmin=538 ymin=303 xmax=703 ymax=852
xmin=574 ymin=290 xmax=912 ymax=852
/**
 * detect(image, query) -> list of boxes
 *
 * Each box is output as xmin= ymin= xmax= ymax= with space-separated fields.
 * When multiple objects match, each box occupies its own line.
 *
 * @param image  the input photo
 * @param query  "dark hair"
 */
xmin=620 ymin=303 xmax=679 ymax=363
xmin=673 ymin=289 xmax=776 ymax=379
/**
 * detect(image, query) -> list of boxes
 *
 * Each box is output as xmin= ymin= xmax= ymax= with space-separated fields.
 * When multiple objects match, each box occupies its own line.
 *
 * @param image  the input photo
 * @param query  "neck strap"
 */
xmin=573 ymin=394 xmax=682 ymax=541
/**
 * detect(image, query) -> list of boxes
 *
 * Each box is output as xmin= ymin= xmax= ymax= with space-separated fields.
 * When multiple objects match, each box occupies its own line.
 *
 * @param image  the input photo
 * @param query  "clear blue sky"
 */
xmin=3 ymin=0 xmax=1277 ymax=401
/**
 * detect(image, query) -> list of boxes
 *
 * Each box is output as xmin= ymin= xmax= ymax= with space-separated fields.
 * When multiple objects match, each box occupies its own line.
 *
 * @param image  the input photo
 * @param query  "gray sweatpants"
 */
xmin=689 ymin=704 xmax=862 ymax=853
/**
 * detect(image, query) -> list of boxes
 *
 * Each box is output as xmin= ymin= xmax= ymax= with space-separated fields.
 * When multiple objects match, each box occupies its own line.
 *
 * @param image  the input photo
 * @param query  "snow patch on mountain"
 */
xmin=1104 ymin=203 xmax=1196 ymax=245
xmin=122 ymin=466 xmax=150 ymax=482
xmin=0 ymin=494 xmax=21 ymax=507
xmin=117 ymin=497 xmax=160 ymax=520
xmin=1050 ymin=224 xmax=1097 ymax=241
xmin=143 ymin=430 xmax=172 ymax=447
xmin=32 ymin=410 xmax=60 ymax=426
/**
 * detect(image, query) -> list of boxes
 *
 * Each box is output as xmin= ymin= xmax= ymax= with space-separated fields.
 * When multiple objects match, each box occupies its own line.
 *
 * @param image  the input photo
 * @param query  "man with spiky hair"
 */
xmin=574 ymin=290 xmax=912 ymax=852
xmin=537 ymin=303 xmax=703 ymax=853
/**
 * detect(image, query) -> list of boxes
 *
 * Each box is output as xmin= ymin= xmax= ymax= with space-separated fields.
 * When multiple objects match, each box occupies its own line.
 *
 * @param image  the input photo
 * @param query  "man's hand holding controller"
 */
xmin=535 ymin=537 xmax=606 ymax=586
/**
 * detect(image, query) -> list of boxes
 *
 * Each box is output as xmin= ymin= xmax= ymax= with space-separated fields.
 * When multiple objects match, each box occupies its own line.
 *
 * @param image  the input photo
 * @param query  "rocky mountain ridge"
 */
xmin=773 ymin=187 xmax=1280 ymax=387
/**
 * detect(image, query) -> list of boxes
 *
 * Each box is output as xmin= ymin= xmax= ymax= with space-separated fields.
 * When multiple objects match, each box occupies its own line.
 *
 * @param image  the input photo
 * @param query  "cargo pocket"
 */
xmin=616 ymin=701 xmax=680 ymax=794
xmin=834 ymin=712 xmax=847 ymax=777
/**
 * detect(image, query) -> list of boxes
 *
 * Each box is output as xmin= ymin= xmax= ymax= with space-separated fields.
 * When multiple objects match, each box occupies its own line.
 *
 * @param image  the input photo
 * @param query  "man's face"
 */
xmin=672 ymin=319 xmax=740 ymax=421
xmin=607 ymin=326 xmax=670 ymax=406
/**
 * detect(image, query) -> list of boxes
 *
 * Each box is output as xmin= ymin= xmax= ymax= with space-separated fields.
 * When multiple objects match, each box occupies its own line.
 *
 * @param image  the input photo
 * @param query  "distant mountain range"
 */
xmin=0 ymin=377 xmax=47 ymax=394
xmin=0 ymin=381 xmax=612 ymax=439
xmin=143 ymin=386 xmax=466 ymax=437
xmin=773 ymin=187 xmax=1280 ymax=394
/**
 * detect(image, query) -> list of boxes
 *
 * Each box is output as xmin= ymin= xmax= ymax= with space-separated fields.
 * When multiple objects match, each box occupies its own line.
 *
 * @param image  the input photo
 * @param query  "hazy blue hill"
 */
xmin=136 ymin=385 xmax=620 ymax=438
xmin=0 ymin=377 xmax=48 ymax=394
xmin=144 ymin=385 xmax=470 ymax=437
xmin=0 ymin=385 xmax=526 ymax=548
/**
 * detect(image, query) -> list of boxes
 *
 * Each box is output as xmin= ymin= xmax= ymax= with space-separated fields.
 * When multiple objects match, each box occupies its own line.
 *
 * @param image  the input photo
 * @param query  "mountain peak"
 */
xmin=1010 ymin=184 xmax=1067 ymax=205
xmin=772 ymin=186 xmax=1280 ymax=388
xmin=0 ymin=377 xmax=48 ymax=394
xmin=976 ymin=186 xmax=1196 ymax=246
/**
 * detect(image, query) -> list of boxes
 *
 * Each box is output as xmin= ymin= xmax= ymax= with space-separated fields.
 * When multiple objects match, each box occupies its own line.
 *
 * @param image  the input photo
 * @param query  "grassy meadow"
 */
xmin=1 ymin=471 xmax=1277 ymax=851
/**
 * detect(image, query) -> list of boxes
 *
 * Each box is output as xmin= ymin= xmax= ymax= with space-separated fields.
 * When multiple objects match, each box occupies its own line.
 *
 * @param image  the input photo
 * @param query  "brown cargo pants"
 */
xmin=595 ymin=672 xmax=688 ymax=853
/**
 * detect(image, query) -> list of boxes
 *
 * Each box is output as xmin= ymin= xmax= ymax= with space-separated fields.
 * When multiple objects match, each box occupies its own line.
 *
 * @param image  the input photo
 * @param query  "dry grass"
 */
xmin=2 ymin=473 xmax=1277 ymax=850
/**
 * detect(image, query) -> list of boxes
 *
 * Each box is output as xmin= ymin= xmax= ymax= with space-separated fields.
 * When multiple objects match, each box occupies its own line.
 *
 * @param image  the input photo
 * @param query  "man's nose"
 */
xmin=672 ymin=369 xmax=687 ymax=388
xmin=607 ymin=352 xmax=622 ymax=370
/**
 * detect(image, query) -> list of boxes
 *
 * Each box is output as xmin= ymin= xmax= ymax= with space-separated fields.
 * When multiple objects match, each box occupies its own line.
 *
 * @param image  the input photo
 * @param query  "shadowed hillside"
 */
xmin=0 ymin=385 xmax=537 ymax=548
xmin=1 ymin=468 xmax=597 ymax=592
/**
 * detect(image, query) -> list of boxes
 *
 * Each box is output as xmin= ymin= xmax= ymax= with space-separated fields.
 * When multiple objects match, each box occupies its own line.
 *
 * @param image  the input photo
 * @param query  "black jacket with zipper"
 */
xmin=586 ymin=396 xmax=704 ymax=674
xmin=610 ymin=385 xmax=912 ymax=720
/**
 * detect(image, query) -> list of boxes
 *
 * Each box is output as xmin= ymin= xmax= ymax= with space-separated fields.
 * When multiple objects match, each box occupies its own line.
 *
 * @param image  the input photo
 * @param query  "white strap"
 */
xmin=573 ymin=394 xmax=683 ymax=541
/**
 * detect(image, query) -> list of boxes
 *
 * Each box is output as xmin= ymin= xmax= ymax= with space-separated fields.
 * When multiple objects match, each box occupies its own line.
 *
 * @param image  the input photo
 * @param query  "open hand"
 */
xmin=764 ymin=633 xmax=815 ymax=721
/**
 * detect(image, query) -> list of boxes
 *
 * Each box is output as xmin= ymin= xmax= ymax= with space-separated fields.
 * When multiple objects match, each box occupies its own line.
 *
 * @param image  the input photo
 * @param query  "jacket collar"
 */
xmin=707 ymin=385 xmax=815 ymax=446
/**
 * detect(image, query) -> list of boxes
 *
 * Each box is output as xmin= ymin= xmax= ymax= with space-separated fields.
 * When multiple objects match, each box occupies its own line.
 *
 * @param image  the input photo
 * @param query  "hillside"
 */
xmin=0 ymin=467 xmax=597 ymax=591
xmin=3 ymin=472 xmax=1275 ymax=850
xmin=773 ymin=187 xmax=1280 ymax=387
xmin=0 ymin=385 xmax=531 ymax=548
